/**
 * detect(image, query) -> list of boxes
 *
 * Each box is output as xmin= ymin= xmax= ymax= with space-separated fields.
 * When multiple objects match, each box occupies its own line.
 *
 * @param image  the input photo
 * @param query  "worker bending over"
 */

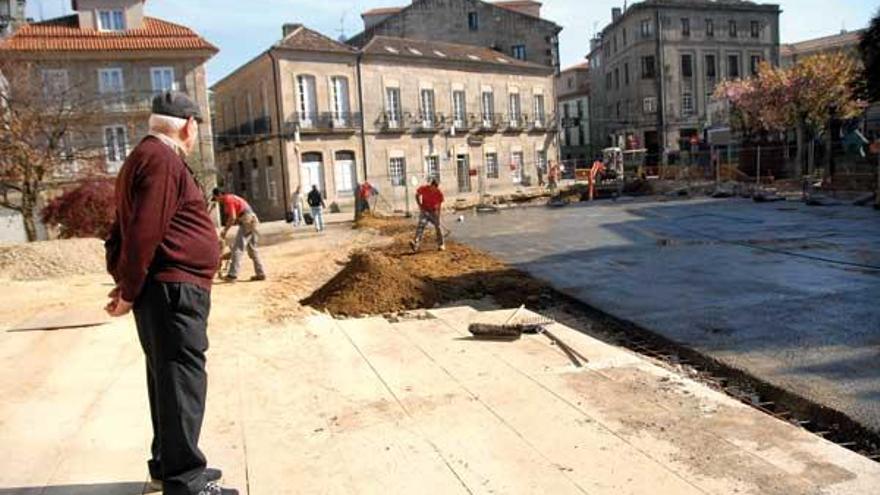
xmin=411 ymin=178 xmax=446 ymax=252
xmin=212 ymin=188 xmax=266 ymax=282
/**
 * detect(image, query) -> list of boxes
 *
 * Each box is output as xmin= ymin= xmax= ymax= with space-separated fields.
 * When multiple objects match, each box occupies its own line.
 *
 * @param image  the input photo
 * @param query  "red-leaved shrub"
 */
xmin=42 ymin=179 xmax=116 ymax=239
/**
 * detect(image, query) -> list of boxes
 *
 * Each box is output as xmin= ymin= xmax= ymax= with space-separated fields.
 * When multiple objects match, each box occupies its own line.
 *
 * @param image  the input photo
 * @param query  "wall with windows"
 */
xmin=589 ymin=2 xmax=780 ymax=155
xmin=359 ymin=57 xmax=557 ymax=212
xmin=26 ymin=56 xmax=214 ymax=177
xmin=350 ymin=0 xmax=561 ymax=71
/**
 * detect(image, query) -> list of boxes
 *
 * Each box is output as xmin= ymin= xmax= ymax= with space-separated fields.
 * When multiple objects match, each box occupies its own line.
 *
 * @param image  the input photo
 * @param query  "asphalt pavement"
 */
xmin=452 ymin=197 xmax=880 ymax=432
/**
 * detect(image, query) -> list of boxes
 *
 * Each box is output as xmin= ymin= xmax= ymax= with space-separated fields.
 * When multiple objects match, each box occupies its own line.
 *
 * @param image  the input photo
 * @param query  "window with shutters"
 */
xmin=330 ymin=76 xmax=351 ymax=126
xmin=425 ymin=155 xmax=440 ymax=181
xmin=481 ymin=91 xmax=494 ymax=126
xmin=453 ymin=90 xmax=467 ymax=128
xmin=533 ymin=94 xmax=545 ymax=126
xmin=385 ymin=87 xmax=401 ymax=128
xmin=420 ymin=89 xmax=436 ymax=127
xmin=681 ymin=54 xmax=693 ymax=78
xmin=296 ymin=75 xmax=317 ymax=127
xmin=150 ymin=67 xmax=175 ymax=94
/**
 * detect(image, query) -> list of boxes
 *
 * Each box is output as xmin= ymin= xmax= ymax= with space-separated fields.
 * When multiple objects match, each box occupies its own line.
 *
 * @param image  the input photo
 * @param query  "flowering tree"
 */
xmin=716 ymin=53 xmax=863 ymax=174
xmin=0 ymin=61 xmax=105 ymax=241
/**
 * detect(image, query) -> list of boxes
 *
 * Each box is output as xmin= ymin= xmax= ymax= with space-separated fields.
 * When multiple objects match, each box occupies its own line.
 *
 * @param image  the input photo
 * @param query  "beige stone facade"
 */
xmin=556 ymin=63 xmax=592 ymax=167
xmin=213 ymin=25 xmax=557 ymax=221
xmin=588 ymin=0 xmax=780 ymax=163
xmin=0 ymin=0 xmax=217 ymax=177
xmin=351 ymin=0 xmax=561 ymax=72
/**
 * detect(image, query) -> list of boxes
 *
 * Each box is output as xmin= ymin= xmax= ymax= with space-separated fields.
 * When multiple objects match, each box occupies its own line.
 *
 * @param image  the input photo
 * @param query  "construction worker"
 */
xmin=411 ymin=178 xmax=446 ymax=252
xmin=105 ymin=91 xmax=238 ymax=495
xmin=589 ymin=158 xmax=606 ymax=201
xmin=212 ymin=188 xmax=266 ymax=282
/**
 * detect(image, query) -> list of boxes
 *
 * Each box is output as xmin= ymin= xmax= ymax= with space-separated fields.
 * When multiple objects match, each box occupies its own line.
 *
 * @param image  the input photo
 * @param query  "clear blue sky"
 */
xmin=27 ymin=0 xmax=878 ymax=85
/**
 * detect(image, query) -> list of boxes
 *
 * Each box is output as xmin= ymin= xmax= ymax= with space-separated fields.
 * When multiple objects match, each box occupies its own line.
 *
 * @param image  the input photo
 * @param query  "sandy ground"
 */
xmin=2 ymin=217 xmax=880 ymax=494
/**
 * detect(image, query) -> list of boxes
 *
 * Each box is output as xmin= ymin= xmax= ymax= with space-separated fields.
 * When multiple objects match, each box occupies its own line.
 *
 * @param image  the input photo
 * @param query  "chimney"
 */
xmin=612 ymin=7 xmax=622 ymax=21
xmin=282 ymin=23 xmax=302 ymax=38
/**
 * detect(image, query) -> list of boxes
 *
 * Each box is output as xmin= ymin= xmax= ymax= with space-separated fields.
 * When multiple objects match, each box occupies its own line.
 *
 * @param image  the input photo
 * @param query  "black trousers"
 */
xmin=133 ymin=280 xmax=211 ymax=495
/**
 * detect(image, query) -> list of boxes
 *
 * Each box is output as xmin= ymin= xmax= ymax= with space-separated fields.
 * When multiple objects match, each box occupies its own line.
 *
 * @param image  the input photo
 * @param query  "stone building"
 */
xmin=556 ymin=62 xmax=592 ymax=168
xmin=587 ymin=0 xmax=780 ymax=164
xmin=780 ymin=29 xmax=865 ymax=68
xmin=212 ymin=24 xmax=363 ymax=221
xmin=0 ymin=0 xmax=218 ymax=176
xmin=350 ymin=0 xmax=561 ymax=73
xmin=0 ymin=0 xmax=27 ymax=37
xmin=359 ymin=35 xmax=557 ymax=212
xmin=212 ymin=24 xmax=557 ymax=220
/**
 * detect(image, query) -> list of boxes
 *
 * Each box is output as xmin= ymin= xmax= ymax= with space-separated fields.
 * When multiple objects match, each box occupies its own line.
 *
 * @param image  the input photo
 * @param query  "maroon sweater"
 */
xmin=106 ymin=136 xmax=220 ymax=302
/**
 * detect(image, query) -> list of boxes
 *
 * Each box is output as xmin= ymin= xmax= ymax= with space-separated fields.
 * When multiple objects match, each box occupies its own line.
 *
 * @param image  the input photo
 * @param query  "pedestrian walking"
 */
xmin=212 ymin=188 xmax=266 ymax=282
xmin=410 ymin=178 xmax=446 ymax=252
xmin=289 ymin=185 xmax=304 ymax=227
xmin=104 ymin=91 xmax=238 ymax=495
xmin=307 ymin=185 xmax=326 ymax=232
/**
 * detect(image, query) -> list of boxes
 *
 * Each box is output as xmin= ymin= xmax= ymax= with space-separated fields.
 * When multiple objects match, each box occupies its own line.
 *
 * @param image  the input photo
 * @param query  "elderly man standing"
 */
xmin=104 ymin=91 xmax=238 ymax=495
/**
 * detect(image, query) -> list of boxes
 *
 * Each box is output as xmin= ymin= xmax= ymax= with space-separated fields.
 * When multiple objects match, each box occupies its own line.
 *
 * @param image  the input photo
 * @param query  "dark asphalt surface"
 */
xmin=451 ymin=197 xmax=880 ymax=432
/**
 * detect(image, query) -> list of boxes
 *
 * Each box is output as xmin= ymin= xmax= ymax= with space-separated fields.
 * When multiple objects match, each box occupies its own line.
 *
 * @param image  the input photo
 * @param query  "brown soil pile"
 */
xmin=303 ymin=234 xmax=551 ymax=317
xmin=0 ymin=238 xmax=105 ymax=280
xmin=352 ymin=212 xmax=412 ymax=236
xmin=302 ymin=250 xmax=438 ymax=316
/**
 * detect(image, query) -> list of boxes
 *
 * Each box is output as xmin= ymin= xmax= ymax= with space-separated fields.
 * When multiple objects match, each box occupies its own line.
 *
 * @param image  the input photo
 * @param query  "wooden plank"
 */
xmin=235 ymin=315 xmax=470 ymax=495
xmin=7 ymin=307 xmax=111 ymax=332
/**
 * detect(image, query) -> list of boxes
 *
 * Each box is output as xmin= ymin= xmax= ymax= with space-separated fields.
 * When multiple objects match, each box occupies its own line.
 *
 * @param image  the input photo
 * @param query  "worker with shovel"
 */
xmin=411 ymin=178 xmax=446 ymax=252
xmin=212 ymin=188 xmax=266 ymax=282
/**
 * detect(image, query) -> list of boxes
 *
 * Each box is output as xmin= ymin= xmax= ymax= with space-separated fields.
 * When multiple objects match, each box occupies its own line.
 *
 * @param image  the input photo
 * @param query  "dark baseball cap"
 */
xmin=152 ymin=91 xmax=204 ymax=123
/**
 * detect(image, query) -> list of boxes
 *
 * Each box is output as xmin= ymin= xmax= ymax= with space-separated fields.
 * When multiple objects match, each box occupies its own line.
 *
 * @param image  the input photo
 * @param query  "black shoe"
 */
xmin=199 ymin=481 xmax=238 ymax=495
xmin=149 ymin=467 xmax=222 ymax=492
xmin=222 ymin=275 xmax=238 ymax=283
xmin=250 ymin=274 xmax=266 ymax=281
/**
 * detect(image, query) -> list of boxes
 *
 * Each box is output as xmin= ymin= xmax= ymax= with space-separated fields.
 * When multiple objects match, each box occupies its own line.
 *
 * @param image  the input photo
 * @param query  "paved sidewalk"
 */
xmin=1 ymin=304 xmax=879 ymax=494
xmin=451 ymin=198 xmax=880 ymax=433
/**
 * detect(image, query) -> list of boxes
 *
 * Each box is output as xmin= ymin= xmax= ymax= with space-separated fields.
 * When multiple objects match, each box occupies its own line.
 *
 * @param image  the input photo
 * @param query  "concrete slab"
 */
xmin=450 ymin=198 xmax=880 ymax=432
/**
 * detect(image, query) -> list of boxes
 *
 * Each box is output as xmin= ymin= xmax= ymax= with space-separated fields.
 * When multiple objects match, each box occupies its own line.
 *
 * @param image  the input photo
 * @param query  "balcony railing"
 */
xmin=96 ymin=91 xmax=156 ymax=113
xmin=215 ymin=116 xmax=273 ymax=149
xmin=288 ymin=112 xmax=362 ymax=133
xmin=371 ymin=111 xmax=556 ymax=136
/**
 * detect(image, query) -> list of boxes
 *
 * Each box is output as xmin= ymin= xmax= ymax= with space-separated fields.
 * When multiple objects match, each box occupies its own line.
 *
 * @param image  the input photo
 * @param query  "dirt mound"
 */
xmin=302 ymin=250 xmax=437 ymax=317
xmin=353 ymin=212 xmax=412 ymax=236
xmin=303 ymin=235 xmax=551 ymax=317
xmin=0 ymin=238 xmax=105 ymax=280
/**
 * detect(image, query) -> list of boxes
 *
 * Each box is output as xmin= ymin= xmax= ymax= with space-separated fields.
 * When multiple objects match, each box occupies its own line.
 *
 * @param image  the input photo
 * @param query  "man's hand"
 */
xmin=105 ymin=286 xmax=133 ymax=317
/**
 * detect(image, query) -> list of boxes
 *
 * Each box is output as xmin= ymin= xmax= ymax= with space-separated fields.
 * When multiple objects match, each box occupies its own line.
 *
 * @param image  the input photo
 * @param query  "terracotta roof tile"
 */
xmin=275 ymin=25 xmax=357 ymax=54
xmin=363 ymin=35 xmax=550 ymax=72
xmin=0 ymin=15 xmax=217 ymax=53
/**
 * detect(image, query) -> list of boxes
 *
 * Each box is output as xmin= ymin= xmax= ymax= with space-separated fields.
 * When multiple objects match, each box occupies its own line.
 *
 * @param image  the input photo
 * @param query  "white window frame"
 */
xmin=485 ymin=152 xmax=499 ymax=179
xmin=98 ymin=10 xmax=125 ymax=31
xmin=385 ymin=87 xmax=401 ymax=128
xmin=533 ymin=94 xmax=545 ymax=127
xmin=103 ymin=125 xmax=128 ymax=173
xmin=509 ymin=93 xmax=521 ymax=126
xmin=452 ymin=90 xmax=467 ymax=129
xmin=481 ymin=90 xmax=494 ymax=127
xmin=296 ymin=74 xmax=317 ymax=128
xmin=150 ymin=67 xmax=176 ymax=94
xmin=425 ymin=155 xmax=440 ymax=181
xmin=334 ymin=151 xmax=356 ymax=193
xmin=330 ymin=76 xmax=351 ymax=127
xmin=98 ymin=68 xmax=124 ymax=94
xmin=420 ymin=88 xmax=436 ymax=128
xmin=389 ymin=157 xmax=406 ymax=186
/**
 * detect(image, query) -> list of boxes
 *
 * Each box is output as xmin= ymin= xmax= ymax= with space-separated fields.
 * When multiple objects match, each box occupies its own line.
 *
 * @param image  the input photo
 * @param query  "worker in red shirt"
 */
xmin=411 ymin=178 xmax=446 ymax=252
xmin=212 ymin=188 xmax=266 ymax=282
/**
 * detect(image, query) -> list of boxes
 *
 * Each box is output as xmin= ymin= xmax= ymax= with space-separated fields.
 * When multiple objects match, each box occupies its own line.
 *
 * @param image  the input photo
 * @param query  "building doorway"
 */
xmin=301 ymin=152 xmax=325 ymax=194
xmin=334 ymin=151 xmax=356 ymax=194
xmin=456 ymin=154 xmax=472 ymax=193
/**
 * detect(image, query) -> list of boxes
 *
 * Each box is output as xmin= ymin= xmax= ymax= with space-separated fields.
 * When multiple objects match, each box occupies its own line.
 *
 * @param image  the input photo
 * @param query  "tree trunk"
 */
xmin=21 ymin=199 xmax=38 ymax=242
xmin=795 ymin=124 xmax=805 ymax=176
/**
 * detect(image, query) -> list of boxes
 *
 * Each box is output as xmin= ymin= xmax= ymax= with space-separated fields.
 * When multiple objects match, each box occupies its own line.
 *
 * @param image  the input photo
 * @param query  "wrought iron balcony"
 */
xmin=288 ymin=112 xmax=362 ymax=134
